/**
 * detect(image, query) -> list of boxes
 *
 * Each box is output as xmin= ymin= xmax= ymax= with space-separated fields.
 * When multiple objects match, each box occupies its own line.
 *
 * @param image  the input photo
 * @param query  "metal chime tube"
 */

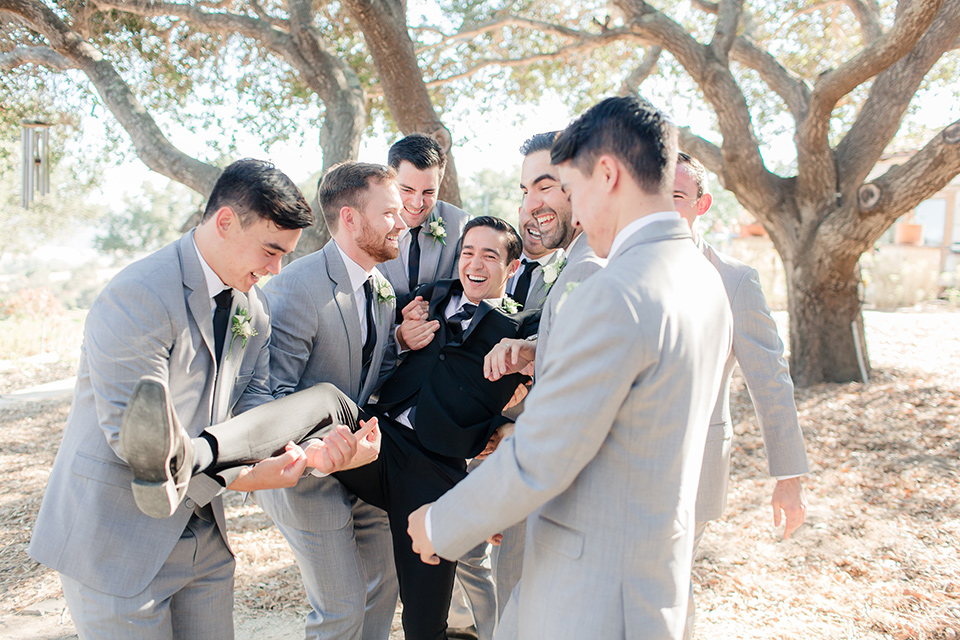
xmin=20 ymin=122 xmax=52 ymax=209
xmin=39 ymin=128 xmax=50 ymax=196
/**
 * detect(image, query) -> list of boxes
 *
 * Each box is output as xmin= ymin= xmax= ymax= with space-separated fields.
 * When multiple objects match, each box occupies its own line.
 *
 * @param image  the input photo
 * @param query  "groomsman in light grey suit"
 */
xmin=408 ymin=96 xmax=734 ymax=640
xmin=29 ymin=160 xmax=316 ymax=639
xmin=378 ymin=134 xmax=470 ymax=297
xmin=674 ymin=152 xmax=809 ymax=639
xmin=480 ymin=131 xmax=608 ymax=638
xmin=253 ymin=162 xmax=406 ymax=640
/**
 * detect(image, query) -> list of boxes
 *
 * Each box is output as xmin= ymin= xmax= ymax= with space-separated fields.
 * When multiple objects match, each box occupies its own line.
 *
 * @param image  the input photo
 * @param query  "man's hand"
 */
xmin=397 ymin=296 xmax=439 ymax=351
xmin=484 ymin=338 xmax=536 ymax=381
xmin=772 ymin=477 xmax=807 ymax=540
xmin=503 ymin=383 xmax=529 ymax=411
xmin=227 ymin=442 xmax=308 ymax=492
xmin=475 ymin=423 xmax=514 ymax=461
xmin=340 ymin=418 xmax=381 ymax=470
xmin=303 ymin=420 xmax=376 ymax=474
xmin=408 ymin=504 xmax=440 ymax=565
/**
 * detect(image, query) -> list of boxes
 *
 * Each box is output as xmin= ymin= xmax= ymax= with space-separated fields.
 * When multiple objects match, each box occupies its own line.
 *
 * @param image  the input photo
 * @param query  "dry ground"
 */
xmin=1 ymin=305 xmax=958 ymax=639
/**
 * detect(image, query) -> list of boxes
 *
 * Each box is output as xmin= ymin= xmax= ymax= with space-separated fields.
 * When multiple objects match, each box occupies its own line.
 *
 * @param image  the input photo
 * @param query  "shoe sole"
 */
xmin=120 ymin=379 xmax=179 ymax=519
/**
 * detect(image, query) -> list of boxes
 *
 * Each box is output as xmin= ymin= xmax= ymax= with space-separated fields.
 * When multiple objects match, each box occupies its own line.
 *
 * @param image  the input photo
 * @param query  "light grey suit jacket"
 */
xmin=378 ymin=200 xmax=469 ymax=297
xmin=508 ymin=249 xmax=561 ymax=311
xmin=694 ymin=238 xmax=809 ymax=521
xmin=254 ymin=240 xmax=397 ymax=530
xmin=429 ymin=219 xmax=733 ymax=639
xmin=535 ymin=232 xmax=606 ymax=362
xmin=29 ymin=232 xmax=272 ymax=597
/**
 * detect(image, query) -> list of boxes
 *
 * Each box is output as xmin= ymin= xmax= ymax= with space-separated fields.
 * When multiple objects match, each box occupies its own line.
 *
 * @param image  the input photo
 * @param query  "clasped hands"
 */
xmin=227 ymin=418 xmax=381 ymax=492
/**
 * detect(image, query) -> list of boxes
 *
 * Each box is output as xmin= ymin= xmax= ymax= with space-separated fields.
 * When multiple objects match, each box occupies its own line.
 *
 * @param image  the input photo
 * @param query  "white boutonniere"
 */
xmin=500 ymin=295 xmax=522 ymax=314
xmin=542 ymin=256 xmax=566 ymax=288
xmin=425 ymin=211 xmax=447 ymax=245
xmin=375 ymin=279 xmax=395 ymax=304
xmin=556 ymin=281 xmax=580 ymax=313
xmin=228 ymin=308 xmax=258 ymax=357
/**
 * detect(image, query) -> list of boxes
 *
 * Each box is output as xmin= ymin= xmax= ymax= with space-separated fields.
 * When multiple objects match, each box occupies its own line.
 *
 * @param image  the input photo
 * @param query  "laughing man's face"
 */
xmin=458 ymin=226 xmax=519 ymax=304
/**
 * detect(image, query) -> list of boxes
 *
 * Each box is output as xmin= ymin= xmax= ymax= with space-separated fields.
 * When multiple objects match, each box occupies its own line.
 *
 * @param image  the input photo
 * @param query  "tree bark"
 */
xmin=342 ymin=0 xmax=462 ymax=207
xmin=786 ymin=254 xmax=868 ymax=386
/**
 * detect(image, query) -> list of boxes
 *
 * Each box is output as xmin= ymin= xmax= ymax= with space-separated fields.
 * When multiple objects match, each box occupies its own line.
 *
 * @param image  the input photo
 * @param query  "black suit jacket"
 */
xmin=373 ymin=279 xmax=540 ymax=459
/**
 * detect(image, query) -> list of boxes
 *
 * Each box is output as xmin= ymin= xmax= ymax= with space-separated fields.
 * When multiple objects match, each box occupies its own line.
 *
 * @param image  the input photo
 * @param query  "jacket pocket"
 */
xmin=72 ymin=451 xmax=132 ymax=489
xmin=533 ymin=513 xmax=584 ymax=560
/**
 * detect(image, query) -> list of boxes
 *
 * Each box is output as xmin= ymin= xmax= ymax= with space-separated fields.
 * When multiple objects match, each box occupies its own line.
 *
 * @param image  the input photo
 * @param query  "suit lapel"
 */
xmin=382 ymin=255 xmax=409 ymax=297
xmin=212 ymin=289 xmax=251 ymax=422
xmin=462 ymin=299 xmax=497 ymax=344
xmin=181 ymin=234 xmax=217 ymax=367
xmin=326 ymin=243 xmax=363 ymax=393
xmin=420 ymin=207 xmax=446 ymax=283
xmin=360 ymin=271 xmax=393 ymax=400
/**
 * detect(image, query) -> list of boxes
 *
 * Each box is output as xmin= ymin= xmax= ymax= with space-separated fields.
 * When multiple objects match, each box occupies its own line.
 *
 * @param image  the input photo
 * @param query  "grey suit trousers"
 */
xmin=61 ymin=516 xmax=234 ymax=640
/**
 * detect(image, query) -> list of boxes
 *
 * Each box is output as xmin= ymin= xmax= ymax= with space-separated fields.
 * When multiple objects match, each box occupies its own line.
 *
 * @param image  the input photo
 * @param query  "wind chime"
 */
xmin=20 ymin=119 xmax=51 ymax=209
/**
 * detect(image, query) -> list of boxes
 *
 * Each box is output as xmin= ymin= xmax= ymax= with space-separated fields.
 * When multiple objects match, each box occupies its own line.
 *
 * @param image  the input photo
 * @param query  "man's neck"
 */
xmin=333 ymin=235 xmax=376 ymax=273
xmin=563 ymin=228 xmax=584 ymax=252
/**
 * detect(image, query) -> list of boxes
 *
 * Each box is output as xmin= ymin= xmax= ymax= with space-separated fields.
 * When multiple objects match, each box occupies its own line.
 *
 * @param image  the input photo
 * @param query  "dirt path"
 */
xmin=2 ymin=306 xmax=958 ymax=639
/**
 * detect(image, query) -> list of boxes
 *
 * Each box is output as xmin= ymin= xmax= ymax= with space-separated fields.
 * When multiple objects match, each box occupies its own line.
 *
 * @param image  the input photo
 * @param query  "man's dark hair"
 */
xmin=202 ymin=158 xmax=313 ymax=229
xmin=317 ymin=162 xmax=397 ymax=233
xmin=519 ymin=131 xmax=559 ymax=156
xmin=462 ymin=216 xmax=523 ymax=264
xmin=387 ymin=133 xmax=447 ymax=173
xmin=677 ymin=151 xmax=707 ymax=200
xmin=551 ymin=96 xmax=676 ymax=195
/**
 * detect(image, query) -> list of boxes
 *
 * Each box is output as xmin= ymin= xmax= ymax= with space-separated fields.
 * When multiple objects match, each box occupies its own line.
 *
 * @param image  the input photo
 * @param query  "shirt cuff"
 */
xmin=774 ymin=473 xmax=804 ymax=481
xmin=425 ymin=505 xmax=434 ymax=543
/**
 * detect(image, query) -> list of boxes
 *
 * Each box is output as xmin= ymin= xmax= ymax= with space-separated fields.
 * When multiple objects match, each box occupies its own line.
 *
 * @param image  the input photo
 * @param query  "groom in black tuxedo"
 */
xmin=336 ymin=215 xmax=539 ymax=640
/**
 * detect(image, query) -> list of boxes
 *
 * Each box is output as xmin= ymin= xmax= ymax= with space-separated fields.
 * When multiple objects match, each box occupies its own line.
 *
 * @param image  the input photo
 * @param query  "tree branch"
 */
xmin=710 ymin=0 xmax=742 ymax=63
xmin=678 ymin=128 xmax=724 ymax=178
xmin=618 ymin=46 xmax=662 ymax=96
xmin=613 ymin=0 xmax=784 ymax=216
xmin=866 ymin=119 xmax=960 ymax=218
xmin=801 ymin=0 xmax=943 ymax=152
xmin=730 ymin=36 xmax=810 ymax=121
xmin=0 ymin=45 xmax=75 ymax=71
xmin=843 ymin=0 xmax=883 ymax=43
xmin=0 ymin=0 xmax=221 ymax=195
xmin=93 ymin=0 xmax=289 ymax=49
xmin=837 ymin=0 xmax=960 ymax=195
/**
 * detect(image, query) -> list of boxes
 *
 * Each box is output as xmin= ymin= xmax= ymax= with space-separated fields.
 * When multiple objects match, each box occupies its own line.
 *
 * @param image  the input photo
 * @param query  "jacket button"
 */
xmin=438 ymin=354 xmax=446 ymax=361
xmin=184 ymin=498 xmax=196 ymax=510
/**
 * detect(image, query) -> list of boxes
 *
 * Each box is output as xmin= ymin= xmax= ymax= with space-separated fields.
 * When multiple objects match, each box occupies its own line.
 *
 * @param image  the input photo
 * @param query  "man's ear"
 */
xmin=697 ymin=193 xmax=713 ymax=217
xmin=506 ymin=258 xmax=521 ymax=279
xmin=214 ymin=206 xmax=237 ymax=238
xmin=339 ymin=206 xmax=356 ymax=232
xmin=596 ymin=155 xmax=619 ymax=193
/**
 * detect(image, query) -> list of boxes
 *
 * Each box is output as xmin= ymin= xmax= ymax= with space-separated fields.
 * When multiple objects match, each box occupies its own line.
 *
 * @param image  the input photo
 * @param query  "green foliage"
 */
xmin=95 ymin=180 xmax=200 ymax=256
xmin=460 ymin=165 xmax=522 ymax=227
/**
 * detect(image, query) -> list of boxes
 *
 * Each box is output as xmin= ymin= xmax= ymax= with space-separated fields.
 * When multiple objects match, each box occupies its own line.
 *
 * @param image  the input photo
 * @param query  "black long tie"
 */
xmin=361 ymin=277 xmax=377 ymax=377
xmin=408 ymin=226 xmax=422 ymax=292
xmin=213 ymin=288 xmax=233 ymax=363
xmin=445 ymin=302 xmax=478 ymax=341
xmin=512 ymin=259 xmax=535 ymax=307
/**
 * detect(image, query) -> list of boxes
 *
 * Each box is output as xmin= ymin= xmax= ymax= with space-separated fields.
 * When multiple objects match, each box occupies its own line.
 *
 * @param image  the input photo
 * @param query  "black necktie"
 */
xmin=361 ymin=277 xmax=377 ymax=373
xmin=446 ymin=302 xmax=477 ymax=341
xmin=408 ymin=227 xmax=422 ymax=292
xmin=512 ymin=259 xmax=535 ymax=307
xmin=213 ymin=288 xmax=233 ymax=363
